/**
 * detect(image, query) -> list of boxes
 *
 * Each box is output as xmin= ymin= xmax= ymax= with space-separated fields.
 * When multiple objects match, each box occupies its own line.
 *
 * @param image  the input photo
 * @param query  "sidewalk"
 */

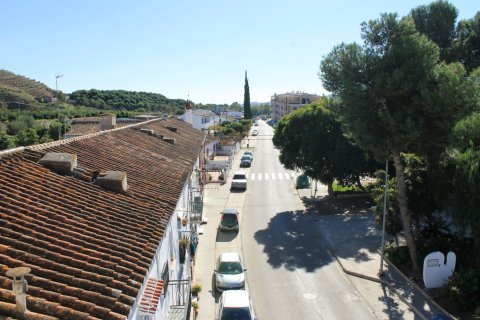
xmin=191 ymin=143 xmax=252 ymax=320
xmin=294 ymin=178 xmax=456 ymax=320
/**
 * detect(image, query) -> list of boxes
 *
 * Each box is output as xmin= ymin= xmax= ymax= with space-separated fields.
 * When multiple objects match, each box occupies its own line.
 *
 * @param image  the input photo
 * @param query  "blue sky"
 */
xmin=1 ymin=1 xmax=477 ymax=104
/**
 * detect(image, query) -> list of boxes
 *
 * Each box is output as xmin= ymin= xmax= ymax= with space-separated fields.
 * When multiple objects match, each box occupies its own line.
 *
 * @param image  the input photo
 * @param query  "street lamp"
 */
xmin=378 ymin=158 xmax=389 ymax=277
xmin=55 ymin=74 xmax=63 ymax=140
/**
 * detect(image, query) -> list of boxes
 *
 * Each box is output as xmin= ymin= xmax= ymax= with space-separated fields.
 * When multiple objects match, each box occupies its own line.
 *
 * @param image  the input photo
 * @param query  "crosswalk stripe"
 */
xmin=248 ymin=172 xmax=293 ymax=181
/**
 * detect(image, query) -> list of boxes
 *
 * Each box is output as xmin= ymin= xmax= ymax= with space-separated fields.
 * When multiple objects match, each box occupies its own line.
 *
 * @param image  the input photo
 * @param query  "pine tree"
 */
xmin=243 ymin=71 xmax=252 ymax=119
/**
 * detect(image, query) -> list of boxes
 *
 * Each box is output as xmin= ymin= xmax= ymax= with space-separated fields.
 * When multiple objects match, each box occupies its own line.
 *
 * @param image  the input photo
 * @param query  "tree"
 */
xmin=0 ymin=131 xmax=15 ymax=150
xmin=410 ymin=0 xmax=458 ymax=62
xmin=319 ymin=13 xmax=475 ymax=274
xmin=273 ymin=98 xmax=377 ymax=196
xmin=16 ymin=128 xmax=40 ymax=147
xmin=455 ymin=12 xmax=480 ymax=72
xmin=243 ymin=71 xmax=252 ymax=119
xmin=452 ymin=101 xmax=480 ymax=258
xmin=7 ymin=114 xmax=35 ymax=135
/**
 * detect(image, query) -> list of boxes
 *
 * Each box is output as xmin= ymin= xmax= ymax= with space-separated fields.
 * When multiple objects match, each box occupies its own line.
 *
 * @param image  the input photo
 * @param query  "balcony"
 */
xmin=166 ymin=279 xmax=191 ymax=320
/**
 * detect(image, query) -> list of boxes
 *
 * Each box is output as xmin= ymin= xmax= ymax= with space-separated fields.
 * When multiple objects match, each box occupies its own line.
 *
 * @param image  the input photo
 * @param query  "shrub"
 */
xmin=191 ymin=300 xmax=199 ymax=312
xmin=445 ymin=268 xmax=480 ymax=311
xmin=191 ymin=283 xmax=202 ymax=296
xmin=384 ymin=243 xmax=410 ymax=266
xmin=332 ymin=182 xmax=364 ymax=194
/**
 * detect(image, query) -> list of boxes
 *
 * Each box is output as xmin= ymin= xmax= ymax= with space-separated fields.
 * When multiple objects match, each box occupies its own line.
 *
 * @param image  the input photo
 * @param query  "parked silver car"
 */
xmin=214 ymin=252 xmax=246 ymax=292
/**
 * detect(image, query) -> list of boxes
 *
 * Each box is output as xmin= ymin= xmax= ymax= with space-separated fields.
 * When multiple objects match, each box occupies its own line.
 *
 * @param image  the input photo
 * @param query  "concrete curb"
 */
xmin=383 ymin=254 xmax=458 ymax=320
xmin=317 ymin=229 xmax=430 ymax=320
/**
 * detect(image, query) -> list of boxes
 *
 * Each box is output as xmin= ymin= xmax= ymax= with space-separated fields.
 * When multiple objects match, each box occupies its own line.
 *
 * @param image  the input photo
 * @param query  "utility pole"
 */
xmin=55 ymin=74 xmax=63 ymax=140
xmin=378 ymin=158 xmax=389 ymax=277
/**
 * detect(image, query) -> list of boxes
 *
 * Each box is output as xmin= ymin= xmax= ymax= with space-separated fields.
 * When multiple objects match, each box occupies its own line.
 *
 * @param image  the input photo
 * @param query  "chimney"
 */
xmin=94 ymin=171 xmax=128 ymax=193
xmin=38 ymin=153 xmax=77 ymax=175
xmin=100 ymin=114 xmax=116 ymax=131
xmin=162 ymin=137 xmax=176 ymax=145
xmin=140 ymin=128 xmax=154 ymax=135
xmin=6 ymin=267 xmax=31 ymax=313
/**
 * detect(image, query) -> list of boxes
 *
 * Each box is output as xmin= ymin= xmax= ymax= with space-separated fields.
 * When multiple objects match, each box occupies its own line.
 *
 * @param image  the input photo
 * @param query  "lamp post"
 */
xmin=378 ymin=158 xmax=389 ymax=277
xmin=55 ymin=74 xmax=63 ymax=140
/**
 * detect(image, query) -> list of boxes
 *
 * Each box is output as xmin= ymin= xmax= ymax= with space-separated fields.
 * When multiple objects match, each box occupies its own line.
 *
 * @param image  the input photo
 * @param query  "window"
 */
xmin=161 ymin=263 xmax=169 ymax=296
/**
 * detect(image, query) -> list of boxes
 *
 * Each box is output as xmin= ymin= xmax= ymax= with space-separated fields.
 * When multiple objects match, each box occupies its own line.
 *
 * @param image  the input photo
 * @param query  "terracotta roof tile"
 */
xmin=0 ymin=118 xmax=204 ymax=319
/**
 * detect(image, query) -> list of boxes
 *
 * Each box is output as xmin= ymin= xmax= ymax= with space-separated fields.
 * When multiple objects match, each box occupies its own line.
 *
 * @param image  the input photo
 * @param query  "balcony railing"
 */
xmin=165 ymin=279 xmax=190 ymax=320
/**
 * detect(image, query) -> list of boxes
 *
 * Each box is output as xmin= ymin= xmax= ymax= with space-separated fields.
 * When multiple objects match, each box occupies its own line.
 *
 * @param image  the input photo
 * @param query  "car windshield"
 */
xmin=218 ymin=261 xmax=243 ymax=274
xmin=241 ymin=156 xmax=251 ymax=161
xmin=221 ymin=307 xmax=252 ymax=320
xmin=233 ymin=174 xmax=246 ymax=180
xmin=223 ymin=214 xmax=237 ymax=222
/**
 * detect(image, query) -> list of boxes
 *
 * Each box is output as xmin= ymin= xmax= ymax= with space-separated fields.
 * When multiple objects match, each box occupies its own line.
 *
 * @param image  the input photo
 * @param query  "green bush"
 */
xmin=445 ymin=268 xmax=480 ymax=311
xmin=332 ymin=182 xmax=364 ymax=193
xmin=384 ymin=243 xmax=410 ymax=266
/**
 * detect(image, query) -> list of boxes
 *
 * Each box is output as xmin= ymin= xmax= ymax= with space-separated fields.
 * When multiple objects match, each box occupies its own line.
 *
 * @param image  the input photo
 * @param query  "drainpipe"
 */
xmin=6 ymin=267 xmax=31 ymax=313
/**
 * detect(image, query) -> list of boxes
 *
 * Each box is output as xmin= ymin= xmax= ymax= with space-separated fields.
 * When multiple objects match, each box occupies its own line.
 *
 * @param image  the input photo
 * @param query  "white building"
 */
xmin=180 ymin=101 xmax=218 ymax=130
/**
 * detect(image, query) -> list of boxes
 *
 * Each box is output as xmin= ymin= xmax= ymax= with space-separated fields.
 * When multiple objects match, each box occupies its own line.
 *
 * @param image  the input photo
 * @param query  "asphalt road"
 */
xmin=239 ymin=121 xmax=377 ymax=319
xmin=197 ymin=120 xmax=379 ymax=319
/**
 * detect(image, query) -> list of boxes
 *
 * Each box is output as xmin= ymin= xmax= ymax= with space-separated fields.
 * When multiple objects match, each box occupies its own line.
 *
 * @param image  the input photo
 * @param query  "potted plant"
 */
xmin=191 ymin=283 xmax=202 ymax=298
xmin=181 ymin=218 xmax=188 ymax=226
xmin=179 ymin=236 xmax=189 ymax=264
xmin=191 ymin=300 xmax=199 ymax=318
xmin=218 ymin=172 xmax=224 ymax=181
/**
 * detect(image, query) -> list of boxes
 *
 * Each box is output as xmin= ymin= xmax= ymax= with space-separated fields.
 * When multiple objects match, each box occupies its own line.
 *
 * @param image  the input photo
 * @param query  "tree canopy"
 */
xmin=319 ymin=13 xmax=476 ymax=273
xmin=273 ymin=98 xmax=378 ymax=196
xmin=410 ymin=0 xmax=458 ymax=62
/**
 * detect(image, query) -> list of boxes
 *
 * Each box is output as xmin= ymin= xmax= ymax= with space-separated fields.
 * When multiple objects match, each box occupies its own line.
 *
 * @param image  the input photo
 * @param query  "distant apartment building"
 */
xmin=271 ymin=92 xmax=321 ymax=123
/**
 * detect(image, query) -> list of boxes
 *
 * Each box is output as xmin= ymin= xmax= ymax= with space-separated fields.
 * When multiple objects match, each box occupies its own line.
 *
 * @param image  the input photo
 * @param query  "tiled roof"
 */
xmin=0 ymin=118 xmax=204 ymax=320
xmin=138 ymin=278 xmax=164 ymax=315
xmin=67 ymin=119 xmax=146 ymax=136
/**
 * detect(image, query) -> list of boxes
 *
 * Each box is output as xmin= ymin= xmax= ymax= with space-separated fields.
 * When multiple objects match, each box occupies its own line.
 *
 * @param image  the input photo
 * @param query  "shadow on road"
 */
xmin=215 ymin=229 xmax=238 ymax=242
xmin=254 ymin=210 xmax=334 ymax=272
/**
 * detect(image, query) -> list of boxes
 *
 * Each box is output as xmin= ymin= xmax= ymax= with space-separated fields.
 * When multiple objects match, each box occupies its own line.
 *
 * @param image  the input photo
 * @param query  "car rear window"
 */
xmin=223 ymin=214 xmax=238 ymax=222
xmin=221 ymin=307 xmax=252 ymax=320
xmin=233 ymin=174 xmax=246 ymax=180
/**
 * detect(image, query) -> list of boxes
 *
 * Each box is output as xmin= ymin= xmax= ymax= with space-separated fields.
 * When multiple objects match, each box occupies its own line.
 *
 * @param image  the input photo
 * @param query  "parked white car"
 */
xmin=216 ymin=290 xmax=256 ymax=320
xmin=214 ymin=252 xmax=246 ymax=291
xmin=231 ymin=171 xmax=247 ymax=190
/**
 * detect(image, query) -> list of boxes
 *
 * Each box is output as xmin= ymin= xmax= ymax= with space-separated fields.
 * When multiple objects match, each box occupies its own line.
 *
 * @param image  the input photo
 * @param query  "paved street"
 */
xmin=191 ymin=120 xmax=454 ymax=320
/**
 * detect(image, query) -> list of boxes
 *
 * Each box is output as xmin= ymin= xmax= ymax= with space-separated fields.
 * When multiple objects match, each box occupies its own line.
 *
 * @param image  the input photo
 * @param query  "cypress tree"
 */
xmin=243 ymin=71 xmax=252 ymax=119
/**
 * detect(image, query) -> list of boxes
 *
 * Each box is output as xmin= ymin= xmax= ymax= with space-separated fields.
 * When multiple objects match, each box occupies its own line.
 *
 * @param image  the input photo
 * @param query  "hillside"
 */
xmin=69 ymin=89 xmax=186 ymax=113
xmin=0 ymin=70 xmax=55 ymax=107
